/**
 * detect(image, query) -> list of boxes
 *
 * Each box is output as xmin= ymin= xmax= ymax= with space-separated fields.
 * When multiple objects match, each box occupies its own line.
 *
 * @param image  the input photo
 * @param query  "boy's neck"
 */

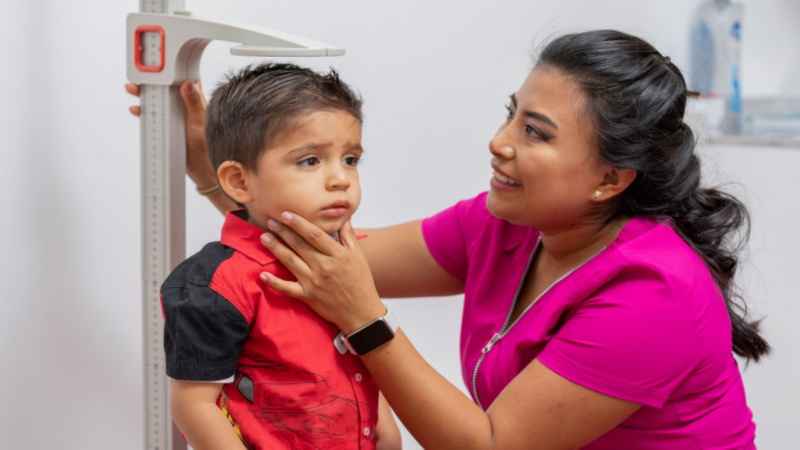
xmin=241 ymin=209 xmax=340 ymax=243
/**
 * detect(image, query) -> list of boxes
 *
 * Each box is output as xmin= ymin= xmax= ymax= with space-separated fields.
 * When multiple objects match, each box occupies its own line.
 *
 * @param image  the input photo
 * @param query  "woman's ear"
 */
xmin=591 ymin=167 xmax=637 ymax=202
xmin=217 ymin=161 xmax=253 ymax=205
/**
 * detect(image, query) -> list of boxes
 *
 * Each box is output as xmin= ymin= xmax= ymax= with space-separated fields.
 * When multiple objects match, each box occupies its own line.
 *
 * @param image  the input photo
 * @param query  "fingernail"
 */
xmin=267 ymin=219 xmax=280 ymax=231
xmin=259 ymin=272 xmax=271 ymax=282
xmin=281 ymin=211 xmax=293 ymax=221
xmin=261 ymin=233 xmax=273 ymax=244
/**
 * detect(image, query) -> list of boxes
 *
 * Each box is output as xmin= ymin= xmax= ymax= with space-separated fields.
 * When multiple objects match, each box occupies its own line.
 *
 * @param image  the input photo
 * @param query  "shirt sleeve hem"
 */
xmin=166 ymin=363 xmax=237 ymax=382
xmin=537 ymin=351 xmax=666 ymax=409
xmin=421 ymin=217 xmax=467 ymax=282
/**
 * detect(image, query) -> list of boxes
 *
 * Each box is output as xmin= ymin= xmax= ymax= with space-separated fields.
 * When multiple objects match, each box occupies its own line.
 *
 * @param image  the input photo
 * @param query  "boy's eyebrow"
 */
xmin=345 ymin=143 xmax=364 ymax=153
xmin=287 ymin=141 xmax=363 ymax=156
xmin=510 ymin=93 xmax=558 ymax=129
xmin=287 ymin=142 xmax=331 ymax=155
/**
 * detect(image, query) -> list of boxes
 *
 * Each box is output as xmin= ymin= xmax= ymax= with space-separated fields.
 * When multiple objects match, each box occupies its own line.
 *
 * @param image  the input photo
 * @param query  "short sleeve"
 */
xmin=537 ymin=263 xmax=700 ymax=408
xmin=161 ymin=244 xmax=250 ymax=381
xmin=421 ymin=192 xmax=490 ymax=281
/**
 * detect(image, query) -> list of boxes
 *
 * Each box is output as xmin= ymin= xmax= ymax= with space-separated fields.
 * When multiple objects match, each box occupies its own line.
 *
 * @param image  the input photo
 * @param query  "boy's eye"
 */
xmin=298 ymin=156 xmax=320 ymax=167
xmin=344 ymin=155 xmax=361 ymax=166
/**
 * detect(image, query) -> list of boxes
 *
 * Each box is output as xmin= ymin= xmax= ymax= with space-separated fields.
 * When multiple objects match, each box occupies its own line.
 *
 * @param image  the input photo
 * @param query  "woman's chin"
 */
xmin=487 ymin=192 xmax=529 ymax=226
xmin=487 ymin=191 xmax=513 ymax=219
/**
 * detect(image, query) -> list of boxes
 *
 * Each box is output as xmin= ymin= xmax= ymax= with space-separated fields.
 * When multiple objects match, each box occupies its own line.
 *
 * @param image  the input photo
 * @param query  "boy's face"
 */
xmin=243 ymin=110 xmax=363 ymax=234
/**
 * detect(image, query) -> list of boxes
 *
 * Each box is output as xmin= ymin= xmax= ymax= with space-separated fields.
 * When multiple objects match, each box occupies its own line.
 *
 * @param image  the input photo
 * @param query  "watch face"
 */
xmin=349 ymin=319 xmax=394 ymax=355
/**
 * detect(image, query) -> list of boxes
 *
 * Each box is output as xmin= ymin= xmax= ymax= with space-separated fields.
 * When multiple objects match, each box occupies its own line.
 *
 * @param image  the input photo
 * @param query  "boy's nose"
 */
xmin=326 ymin=171 xmax=351 ymax=191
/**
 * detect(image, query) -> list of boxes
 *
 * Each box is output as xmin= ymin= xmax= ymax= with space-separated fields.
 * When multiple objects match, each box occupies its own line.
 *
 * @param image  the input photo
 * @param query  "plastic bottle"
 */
xmin=689 ymin=0 xmax=744 ymax=134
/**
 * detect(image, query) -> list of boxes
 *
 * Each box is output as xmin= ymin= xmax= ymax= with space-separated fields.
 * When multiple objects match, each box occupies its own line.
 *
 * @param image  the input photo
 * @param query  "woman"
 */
xmin=129 ymin=29 xmax=767 ymax=449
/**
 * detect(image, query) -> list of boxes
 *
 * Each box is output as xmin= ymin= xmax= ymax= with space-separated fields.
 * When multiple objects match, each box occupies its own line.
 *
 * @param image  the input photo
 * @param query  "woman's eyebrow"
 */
xmin=510 ymin=93 xmax=559 ymax=129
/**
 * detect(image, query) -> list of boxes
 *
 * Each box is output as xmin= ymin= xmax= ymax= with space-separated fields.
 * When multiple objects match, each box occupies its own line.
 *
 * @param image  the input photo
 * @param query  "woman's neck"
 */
xmin=539 ymin=216 xmax=626 ymax=265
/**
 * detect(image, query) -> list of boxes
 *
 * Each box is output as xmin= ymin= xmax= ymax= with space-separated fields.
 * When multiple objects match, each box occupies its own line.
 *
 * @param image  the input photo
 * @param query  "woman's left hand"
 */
xmin=259 ymin=212 xmax=387 ymax=333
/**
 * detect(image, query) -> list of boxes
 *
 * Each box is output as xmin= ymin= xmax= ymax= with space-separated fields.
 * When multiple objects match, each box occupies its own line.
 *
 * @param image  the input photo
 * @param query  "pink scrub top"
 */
xmin=421 ymin=192 xmax=756 ymax=450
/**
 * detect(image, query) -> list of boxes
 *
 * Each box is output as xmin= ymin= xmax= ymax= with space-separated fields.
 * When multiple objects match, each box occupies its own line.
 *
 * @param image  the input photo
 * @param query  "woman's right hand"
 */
xmin=125 ymin=80 xmax=216 ymax=188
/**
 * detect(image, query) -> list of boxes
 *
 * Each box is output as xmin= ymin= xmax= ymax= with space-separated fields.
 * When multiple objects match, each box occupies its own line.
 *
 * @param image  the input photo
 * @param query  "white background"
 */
xmin=1 ymin=1 xmax=798 ymax=449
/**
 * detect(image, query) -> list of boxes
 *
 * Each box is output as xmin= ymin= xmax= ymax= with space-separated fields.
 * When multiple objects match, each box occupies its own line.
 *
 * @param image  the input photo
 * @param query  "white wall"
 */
xmin=1 ymin=1 xmax=797 ymax=449
xmin=700 ymin=143 xmax=800 ymax=450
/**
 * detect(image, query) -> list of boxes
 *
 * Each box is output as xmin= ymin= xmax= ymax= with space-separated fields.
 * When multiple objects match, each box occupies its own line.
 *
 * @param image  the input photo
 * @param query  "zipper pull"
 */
xmin=482 ymin=333 xmax=502 ymax=354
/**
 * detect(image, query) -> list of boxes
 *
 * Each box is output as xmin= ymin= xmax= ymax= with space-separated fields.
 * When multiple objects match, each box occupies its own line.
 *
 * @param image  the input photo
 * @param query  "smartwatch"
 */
xmin=334 ymin=311 xmax=396 ymax=356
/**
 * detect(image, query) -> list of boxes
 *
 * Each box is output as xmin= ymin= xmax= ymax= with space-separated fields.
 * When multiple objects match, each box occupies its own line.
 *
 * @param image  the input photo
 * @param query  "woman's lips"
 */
xmin=490 ymin=167 xmax=522 ymax=191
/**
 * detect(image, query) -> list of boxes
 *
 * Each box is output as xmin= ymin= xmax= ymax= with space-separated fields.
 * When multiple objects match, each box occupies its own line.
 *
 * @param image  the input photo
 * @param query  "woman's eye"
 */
xmin=525 ymin=124 xmax=549 ymax=141
xmin=298 ymin=156 xmax=320 ymax=167
xmin=504 ymin=104 xmax=514 ymax=121
xmin=344 ymin=155 xmax=361 ymax=166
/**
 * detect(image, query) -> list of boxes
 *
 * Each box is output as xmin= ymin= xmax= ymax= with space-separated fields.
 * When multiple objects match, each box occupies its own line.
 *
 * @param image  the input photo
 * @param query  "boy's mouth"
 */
xmin=319 ymin=200 xmax=352 ymax=219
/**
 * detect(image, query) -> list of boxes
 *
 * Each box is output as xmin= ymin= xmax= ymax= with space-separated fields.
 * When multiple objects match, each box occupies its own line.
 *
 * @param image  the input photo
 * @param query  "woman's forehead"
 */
xmin=516 ymin=66 xmax=588 ymax=130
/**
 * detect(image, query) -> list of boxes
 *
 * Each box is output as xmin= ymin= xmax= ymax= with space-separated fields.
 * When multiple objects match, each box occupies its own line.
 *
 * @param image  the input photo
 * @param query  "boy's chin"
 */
xmin=312 ymin=218 xmax=347 ymax=235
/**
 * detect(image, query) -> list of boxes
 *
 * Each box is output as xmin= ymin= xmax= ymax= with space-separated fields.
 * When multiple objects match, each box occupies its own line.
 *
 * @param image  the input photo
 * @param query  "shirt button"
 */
xmin=354 ymin=373 xmax=363 ymax=382
xmin=362 ymin=426 xmax=371 ymax=437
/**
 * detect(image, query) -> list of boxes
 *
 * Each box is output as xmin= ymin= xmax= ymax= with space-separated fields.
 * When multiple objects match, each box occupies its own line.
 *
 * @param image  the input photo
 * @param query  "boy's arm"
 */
xmin=375 ymin=392 xmax=403 ymax=450
xmin=170 ymin=380 xmax=248 ymax=450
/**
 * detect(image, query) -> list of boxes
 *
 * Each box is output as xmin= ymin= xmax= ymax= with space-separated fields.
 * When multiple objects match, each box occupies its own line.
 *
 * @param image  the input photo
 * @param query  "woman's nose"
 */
xmin=489 ymin=140 xmax=516 ymax=160
xmin=489 ymin=125 xmax=516 ymax=160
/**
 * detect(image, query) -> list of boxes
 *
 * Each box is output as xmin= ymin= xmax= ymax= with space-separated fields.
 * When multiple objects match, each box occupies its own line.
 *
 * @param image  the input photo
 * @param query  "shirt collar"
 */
xmin=220 ymin=210 xmax=277 ymax=266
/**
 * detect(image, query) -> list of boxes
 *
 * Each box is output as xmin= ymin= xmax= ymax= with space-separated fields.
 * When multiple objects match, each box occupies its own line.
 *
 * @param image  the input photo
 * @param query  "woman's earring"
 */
xmin=592 ymin=190 xmax=602 ymax=200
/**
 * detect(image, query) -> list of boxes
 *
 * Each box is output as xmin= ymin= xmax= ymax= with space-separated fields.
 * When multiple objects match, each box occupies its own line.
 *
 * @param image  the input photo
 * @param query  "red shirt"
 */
xmin=161 ymin=211 xmax=378 ymax=450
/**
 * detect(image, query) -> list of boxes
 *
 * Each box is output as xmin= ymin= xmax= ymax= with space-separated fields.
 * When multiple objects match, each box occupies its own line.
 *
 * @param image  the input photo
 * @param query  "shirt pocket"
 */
xmin=238 ymin=365 xmax=361 ymax=443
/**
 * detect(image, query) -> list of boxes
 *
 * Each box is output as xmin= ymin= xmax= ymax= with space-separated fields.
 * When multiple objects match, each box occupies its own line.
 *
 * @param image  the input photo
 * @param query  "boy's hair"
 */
xmin=206 ymin=62 xmax=363 ymax=172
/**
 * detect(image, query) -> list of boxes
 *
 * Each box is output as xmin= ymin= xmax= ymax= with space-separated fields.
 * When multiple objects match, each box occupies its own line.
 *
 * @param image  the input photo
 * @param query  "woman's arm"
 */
xmin=126 ymin=81 xmax=238 ymax=215
xmin=170 ymin=380 xmax=248 ymax=450
xmin=258 ymin=214 xmax=641 ymax=449
xmin=361 ymin=332 xmax=638 ymax=450
xmin=358 ymin=221 xmax=463 ymax=298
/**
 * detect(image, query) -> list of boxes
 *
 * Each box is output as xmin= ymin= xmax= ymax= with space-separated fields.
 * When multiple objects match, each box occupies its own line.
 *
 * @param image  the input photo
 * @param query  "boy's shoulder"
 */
xmin=162 ymin=241 xmax=237 ymax=290
xmin=162 ymin=240 xmax=275 ymax=303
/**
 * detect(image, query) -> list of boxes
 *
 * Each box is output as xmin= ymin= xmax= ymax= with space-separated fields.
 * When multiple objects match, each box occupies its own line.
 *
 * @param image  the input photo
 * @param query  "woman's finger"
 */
xmin=129 ymin=105 xmax=141 ymax=117
xmin=265 ymin=219 xmax=329 ymax=264
xmin=340 ymin=221 xmax=358 ymax=249
xmin=180 ymin=80 xmax=207 ymax=114
xmin=125 ymin=83 xmax=140 ymax=97
xmin=260 ymin=272 xmax=306 ymax=299
xmin=276 ymin=212 xmax=340 ymax=256
xmin=261 ymin=232 xmax=313 ymax=279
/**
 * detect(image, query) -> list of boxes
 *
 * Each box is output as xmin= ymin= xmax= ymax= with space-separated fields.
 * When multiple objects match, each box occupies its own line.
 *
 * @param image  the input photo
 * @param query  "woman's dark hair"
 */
xmin=538 ymin=30 xmax=769 ymax=361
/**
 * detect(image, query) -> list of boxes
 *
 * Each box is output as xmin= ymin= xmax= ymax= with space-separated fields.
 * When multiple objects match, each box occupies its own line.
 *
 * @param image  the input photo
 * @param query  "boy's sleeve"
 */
xmin=160 ymin=244 xmax=250 ymax=381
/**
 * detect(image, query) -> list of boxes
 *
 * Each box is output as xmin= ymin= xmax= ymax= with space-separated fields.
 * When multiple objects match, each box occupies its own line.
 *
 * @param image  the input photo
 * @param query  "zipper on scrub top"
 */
xmin=471 ymin=332 xmax=502 ymax=409
xmin=470 ymin=236 xmax=541 ymax=409
xmin=470 ymin=235 xmax=609 ymax=409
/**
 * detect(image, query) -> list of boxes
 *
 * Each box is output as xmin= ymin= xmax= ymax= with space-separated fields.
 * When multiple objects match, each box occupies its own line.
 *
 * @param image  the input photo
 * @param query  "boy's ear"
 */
xmin=217 ymin=161 xmax=253 ymax=204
